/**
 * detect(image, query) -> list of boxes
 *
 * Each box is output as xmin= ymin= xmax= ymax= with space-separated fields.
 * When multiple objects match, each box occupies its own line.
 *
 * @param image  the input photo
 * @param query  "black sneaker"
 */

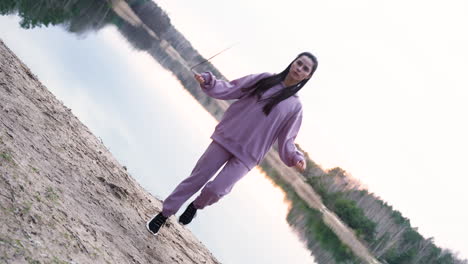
xmin=179 ymin=202 xmax=198 ymax=225
xmin=146 ymin=212 xmax=167 ymax=235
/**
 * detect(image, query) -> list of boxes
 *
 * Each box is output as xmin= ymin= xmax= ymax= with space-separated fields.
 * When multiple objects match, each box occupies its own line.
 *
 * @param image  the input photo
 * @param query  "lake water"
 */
xmin=0 ymin=15 xmax=317 ymax=264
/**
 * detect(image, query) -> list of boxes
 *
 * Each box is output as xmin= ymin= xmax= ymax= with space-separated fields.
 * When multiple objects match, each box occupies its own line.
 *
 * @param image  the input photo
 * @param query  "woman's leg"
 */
xmin=193 ymin=156 xmax=250 ymax=209
xmin=161 ymin=141 xmax=233 ymax=217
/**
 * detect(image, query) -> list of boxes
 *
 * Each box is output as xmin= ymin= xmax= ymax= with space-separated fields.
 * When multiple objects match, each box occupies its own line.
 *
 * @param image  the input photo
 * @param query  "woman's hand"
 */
xmin=194 ymin=73 xmax=205 ymax=84
xmin=295 ymin=159 xmax=306 ymax=172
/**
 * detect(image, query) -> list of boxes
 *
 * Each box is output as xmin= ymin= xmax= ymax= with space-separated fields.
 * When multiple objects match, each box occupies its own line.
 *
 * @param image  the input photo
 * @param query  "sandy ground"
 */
xmin=0 ymin=39 xmax=220 ymax=264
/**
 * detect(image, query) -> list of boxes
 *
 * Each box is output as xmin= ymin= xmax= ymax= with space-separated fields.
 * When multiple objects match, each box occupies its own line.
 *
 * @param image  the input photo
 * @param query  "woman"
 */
xmin=147 ymin=52 xmax=318 ymax=235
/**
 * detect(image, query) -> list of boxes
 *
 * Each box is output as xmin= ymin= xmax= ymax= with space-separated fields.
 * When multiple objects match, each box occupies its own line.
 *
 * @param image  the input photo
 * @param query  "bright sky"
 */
xmin=158 ymin=0 xmax=468 ymax=258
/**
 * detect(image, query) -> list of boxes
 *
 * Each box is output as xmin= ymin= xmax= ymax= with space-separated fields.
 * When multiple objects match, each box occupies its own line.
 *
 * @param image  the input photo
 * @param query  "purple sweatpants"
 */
xmin=161 ymin=140 xmax=250 ymax=217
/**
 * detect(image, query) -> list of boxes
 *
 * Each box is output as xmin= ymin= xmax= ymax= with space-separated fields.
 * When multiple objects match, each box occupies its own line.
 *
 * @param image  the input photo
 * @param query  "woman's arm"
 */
xmin=195 ymin=71 xmax=272 ymax=100
xmin=277 ymin=108 xmax=306 ymax=170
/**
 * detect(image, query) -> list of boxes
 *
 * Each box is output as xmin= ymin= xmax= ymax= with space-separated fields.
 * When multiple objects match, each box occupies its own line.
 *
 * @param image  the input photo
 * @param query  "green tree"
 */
xmin=333 ymin=198 xmax=376 ymax=243
xmin=0 ymin=0 xmax=113 ymax=30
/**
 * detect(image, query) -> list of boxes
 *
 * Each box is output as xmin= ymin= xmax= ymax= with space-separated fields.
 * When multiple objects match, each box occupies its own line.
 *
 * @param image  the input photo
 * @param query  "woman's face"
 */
xmin=287 ymin=55 xmax=314 ymax=82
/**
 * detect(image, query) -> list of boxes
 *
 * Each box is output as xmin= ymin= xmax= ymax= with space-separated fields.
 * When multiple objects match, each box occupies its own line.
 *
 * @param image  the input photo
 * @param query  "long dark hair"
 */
xmin=241 ymin=52 xmax=318 ymax=116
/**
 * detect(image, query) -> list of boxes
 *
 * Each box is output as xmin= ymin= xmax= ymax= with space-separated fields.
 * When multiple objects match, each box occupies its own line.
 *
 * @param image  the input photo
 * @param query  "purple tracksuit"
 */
xmin=161 ymin=71 xmax=305 ymax=217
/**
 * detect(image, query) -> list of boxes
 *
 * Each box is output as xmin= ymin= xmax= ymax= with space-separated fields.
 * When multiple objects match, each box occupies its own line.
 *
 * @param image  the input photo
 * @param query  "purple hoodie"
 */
xmin=200 ymin=71 xmax=305 ymax=170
